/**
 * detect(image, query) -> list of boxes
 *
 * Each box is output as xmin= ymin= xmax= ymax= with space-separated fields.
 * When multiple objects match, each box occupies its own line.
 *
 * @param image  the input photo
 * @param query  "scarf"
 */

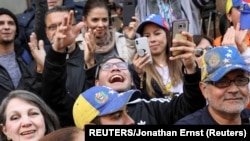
xmin=95 ymin=27 xmax=116 ymax=54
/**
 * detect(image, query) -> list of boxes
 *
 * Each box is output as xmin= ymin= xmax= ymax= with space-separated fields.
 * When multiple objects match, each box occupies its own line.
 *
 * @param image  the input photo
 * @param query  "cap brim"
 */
xmin=99 ymin=90 xmax=140 ymax=116
xmin=208 ymin=65 xmax=250 ymax=82
xmin=137 ymin=20 xmax=166 ymax=35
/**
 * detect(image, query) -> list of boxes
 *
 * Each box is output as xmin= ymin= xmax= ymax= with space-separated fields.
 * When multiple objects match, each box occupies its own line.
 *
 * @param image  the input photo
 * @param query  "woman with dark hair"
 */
xmin=0 ymin=90 xmax=60 ymax=141
xmin=81 ymin=0 xmax=139 ymax=66
xmin=193 ymin=34 xmax=213 ymax=67
xmin=213 ymin=14 xmax=231 ymax=46
xmin=213 ymin=0 xmax=250 ymax=47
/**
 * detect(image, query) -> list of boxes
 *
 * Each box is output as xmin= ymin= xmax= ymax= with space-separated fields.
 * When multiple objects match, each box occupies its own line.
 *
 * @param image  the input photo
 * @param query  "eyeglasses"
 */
xmin=100 ymin=62 xmax=128 ymax=70
xmin=46 ymin=23 xmax=76 ymax=31
xmin=195 ymin=46 xmax=213 ymax=57
xmin=206 ymin=77 xmax=249 ymax=88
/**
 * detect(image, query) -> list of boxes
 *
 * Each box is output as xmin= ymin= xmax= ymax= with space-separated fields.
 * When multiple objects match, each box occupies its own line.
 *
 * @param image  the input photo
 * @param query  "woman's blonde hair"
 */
xmin=144 ymin=30 xmax=183 ymax=98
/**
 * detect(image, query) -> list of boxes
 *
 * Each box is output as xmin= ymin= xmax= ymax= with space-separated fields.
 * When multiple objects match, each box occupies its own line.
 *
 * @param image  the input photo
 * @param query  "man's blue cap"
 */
xmin=202 ymin=46 xmax=250 ymax=81
xmin=73 ymin=86 xmax=140 ymax=129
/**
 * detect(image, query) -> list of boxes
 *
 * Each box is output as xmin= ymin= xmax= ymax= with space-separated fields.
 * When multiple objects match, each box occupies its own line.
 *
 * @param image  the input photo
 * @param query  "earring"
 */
xmin=6 ymin=135 xmax=11 ymax=141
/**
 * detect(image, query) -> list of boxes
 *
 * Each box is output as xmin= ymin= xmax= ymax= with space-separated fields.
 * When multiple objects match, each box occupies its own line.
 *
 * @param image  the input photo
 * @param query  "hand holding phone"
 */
xmin=135 ymin=37 xmax=153 ymax=63
xmin=171 ymin=19 xmax=189 ymax=56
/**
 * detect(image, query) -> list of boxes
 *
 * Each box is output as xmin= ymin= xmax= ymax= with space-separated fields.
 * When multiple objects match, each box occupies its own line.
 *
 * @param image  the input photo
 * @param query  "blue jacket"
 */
xmin=175 ymin=106 xmax=250 ymax=125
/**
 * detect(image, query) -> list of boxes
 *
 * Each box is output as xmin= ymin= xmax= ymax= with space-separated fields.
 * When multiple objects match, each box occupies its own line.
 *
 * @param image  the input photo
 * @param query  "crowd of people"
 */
xmin=0 ymin=0 xmax=250 ymax=140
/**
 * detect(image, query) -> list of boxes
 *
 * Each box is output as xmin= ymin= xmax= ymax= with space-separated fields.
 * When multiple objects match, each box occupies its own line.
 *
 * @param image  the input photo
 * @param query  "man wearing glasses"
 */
xmin=41 ymin=7 xmax=206 ymax=126
xmin=175 ymin=46 xmax=250 ymax=125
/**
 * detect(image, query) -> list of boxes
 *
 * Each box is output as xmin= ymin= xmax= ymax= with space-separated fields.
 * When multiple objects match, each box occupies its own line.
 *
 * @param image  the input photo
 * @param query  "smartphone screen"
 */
xmin=122 ymin=0 xmax=136 ymax=26
xmin=171 ymin=19 xmax=189 ymax=56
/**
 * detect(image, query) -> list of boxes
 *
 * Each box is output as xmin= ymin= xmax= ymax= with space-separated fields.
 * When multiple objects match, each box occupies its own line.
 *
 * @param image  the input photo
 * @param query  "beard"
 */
xmin=0 ymin=38 xmax=14 ymax=45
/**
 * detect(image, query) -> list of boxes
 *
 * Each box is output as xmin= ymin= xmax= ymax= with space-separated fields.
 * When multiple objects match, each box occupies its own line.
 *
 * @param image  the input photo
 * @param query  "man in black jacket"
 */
xmin=0 ymin=8 xmax=39 ymax=103
xmin=41 ymin=9 xmax=206 ymax=126
xmin=84 ymin=56 xmax=205 ymax=125
xmin=28 ymin=6 xmax=86 ymax=127
xmin=15 ymin=0 xmax=85 ymax=56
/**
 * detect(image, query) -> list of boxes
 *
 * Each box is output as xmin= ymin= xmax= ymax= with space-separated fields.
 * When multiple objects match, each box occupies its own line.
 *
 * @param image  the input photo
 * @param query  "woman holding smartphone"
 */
xmin=131 ymin=14 xmax=197 ymax=100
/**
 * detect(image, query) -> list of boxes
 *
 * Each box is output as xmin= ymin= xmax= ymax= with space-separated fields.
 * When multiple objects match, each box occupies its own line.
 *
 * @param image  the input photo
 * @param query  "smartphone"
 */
xmin=122 ymin=0 xmax=136 ymax=26
xmin=135 ymin=37 xmax=153 ymax=63
xmin=171 ymin=19 xmax=189 ymax=56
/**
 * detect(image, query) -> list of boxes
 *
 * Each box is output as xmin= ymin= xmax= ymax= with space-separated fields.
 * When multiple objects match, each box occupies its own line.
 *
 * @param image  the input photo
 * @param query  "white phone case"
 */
xmin=135 ymin=37 xmax=153 ymax=63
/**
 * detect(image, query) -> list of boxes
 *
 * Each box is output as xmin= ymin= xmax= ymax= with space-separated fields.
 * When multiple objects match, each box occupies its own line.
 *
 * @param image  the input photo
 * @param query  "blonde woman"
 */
xmin=132 ymin=14 xmax=196 ymax=99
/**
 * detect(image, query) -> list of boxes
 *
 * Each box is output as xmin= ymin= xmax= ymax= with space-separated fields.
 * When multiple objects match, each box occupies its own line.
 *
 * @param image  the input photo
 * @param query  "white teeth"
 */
xmin=21 ymin=130 xmax=35 ymax=135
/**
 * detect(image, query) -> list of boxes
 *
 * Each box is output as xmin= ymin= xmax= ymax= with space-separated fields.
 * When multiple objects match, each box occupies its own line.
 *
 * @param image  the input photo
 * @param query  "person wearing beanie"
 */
xmin=0 ymin=8 xmax=19 ymax=39
xmin=0 ymin=8 xmax=39 ymax=103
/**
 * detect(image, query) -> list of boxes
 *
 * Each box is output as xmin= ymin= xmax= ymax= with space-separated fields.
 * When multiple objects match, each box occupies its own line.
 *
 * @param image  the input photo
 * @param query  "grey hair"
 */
xmin=0 ymin=90 xmax=60 ymax=141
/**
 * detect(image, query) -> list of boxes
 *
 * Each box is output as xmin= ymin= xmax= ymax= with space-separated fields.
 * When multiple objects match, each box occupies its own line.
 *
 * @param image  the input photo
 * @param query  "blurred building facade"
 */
xmin=0 ymin=0 xmax=226 ymax=37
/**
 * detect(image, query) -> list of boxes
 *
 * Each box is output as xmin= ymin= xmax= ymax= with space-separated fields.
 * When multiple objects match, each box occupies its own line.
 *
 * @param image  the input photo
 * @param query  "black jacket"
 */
xmin=175 ymin=106 xmax=250 ymax=125
xmin=42 ymin=45 xmax=85 ymax=127
xmin=42 ymin=49 xmax=205 ymax=125
xmin=86 ymin=63 xmax=205 ymax=124
xmin=0 ymin=47 xmax=40 ymax=103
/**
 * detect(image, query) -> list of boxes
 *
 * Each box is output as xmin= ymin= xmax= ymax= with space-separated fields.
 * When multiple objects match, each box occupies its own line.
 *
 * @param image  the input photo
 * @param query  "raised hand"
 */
xmin=28 ymin=32 xmax=46 ymax=73
xmin=169 ymin=31 xmax=196 ymax=74
xmin=235 ymin=23 xmax=248 ymax=53
xmin=123 ymin=14 xmax=139 ymax=39
xmin=84 ymin=28 xmax=97 ymax=68
xmin=52 ymin=10 xmax=84 ymax=53
xmin=221 ymin=23 xmax=248 ymax=53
